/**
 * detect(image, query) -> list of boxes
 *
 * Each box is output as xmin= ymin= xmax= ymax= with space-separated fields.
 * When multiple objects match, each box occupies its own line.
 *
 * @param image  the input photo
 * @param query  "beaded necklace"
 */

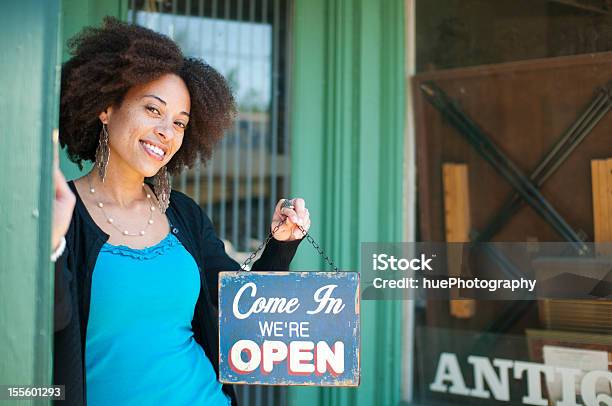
xmin=87 ymin=172 xmax=156 ymax=236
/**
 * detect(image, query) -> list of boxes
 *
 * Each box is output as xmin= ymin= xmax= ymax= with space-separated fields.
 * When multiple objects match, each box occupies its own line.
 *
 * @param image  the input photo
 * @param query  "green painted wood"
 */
xmin=59 ymin=0 xmax=128 ymax=181
xmin=0 ymin=0 xmax=62 ymax=399
xmin=289 ymin=0 xmax=405 ymax=405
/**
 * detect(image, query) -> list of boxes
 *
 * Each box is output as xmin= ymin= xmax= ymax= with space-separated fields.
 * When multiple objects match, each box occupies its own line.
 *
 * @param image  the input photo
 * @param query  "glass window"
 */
xmin=411 ymin=1 xmax=612 ymax=404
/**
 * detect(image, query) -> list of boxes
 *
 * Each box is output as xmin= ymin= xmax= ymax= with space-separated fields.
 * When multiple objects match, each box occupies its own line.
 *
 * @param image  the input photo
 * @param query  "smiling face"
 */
xmin=99 ymin=73 xmax=191 ymax=178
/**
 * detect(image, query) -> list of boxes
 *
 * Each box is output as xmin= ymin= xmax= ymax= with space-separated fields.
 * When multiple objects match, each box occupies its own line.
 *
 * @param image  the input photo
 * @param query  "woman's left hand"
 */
xmin=270 ymin=198 xmax=311 ymax=241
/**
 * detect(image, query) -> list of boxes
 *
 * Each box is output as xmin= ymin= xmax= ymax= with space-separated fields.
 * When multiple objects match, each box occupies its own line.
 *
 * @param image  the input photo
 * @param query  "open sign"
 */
xmin=218 ymin=271 xmax=360 ymax=386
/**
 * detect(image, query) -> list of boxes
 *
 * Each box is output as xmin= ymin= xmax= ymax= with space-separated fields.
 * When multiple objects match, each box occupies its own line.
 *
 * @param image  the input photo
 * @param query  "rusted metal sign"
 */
xmin=218 ymin=271 xmax=360 ymax=386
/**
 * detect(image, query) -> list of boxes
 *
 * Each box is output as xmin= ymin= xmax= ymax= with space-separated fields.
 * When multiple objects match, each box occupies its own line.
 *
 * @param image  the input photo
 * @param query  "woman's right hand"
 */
xmin=51 ymin=134 xmax=76 ymax=251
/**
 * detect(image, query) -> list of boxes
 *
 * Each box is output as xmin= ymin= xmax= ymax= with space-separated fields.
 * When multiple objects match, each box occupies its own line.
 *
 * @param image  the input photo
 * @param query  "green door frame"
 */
xmin=0 ymin=0 xmax=62 ymax=395
xmin=289 ymin=1 xmax=406 ymax=405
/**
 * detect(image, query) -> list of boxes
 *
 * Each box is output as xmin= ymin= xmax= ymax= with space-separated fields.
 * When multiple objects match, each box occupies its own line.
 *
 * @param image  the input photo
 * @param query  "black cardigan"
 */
xmin=53 ymin=180 xmax=301 ymax=405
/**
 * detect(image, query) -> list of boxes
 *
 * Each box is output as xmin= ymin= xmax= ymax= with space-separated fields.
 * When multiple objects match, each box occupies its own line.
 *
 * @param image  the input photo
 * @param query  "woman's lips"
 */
xmin=139 ymin=141 xmax=164 ymax=162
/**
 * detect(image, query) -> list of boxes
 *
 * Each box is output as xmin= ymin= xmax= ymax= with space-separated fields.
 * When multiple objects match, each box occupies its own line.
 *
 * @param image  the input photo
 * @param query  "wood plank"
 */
xmin=548 ymin=0 xmax=611 ymax=15
xmin=591 ymin=159 xmax=612 ymax=254
xmin=442 ymin=164 xmax=470 ymax=242
xmin=414 ymin=50 xmax=612 ymax=82
xmin=591 ymin=160 xmax=602 ymax=242
xmin=607 ymin=159 xmax=612 ymax=245
xmin=413 ymin=75 xmax=434 ymax=241
xmin=442 ymin=163 xmax=476 ymax=319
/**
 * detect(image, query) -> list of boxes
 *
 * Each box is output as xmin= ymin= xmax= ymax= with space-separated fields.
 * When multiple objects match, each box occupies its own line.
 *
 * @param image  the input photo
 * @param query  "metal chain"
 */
xmin=240 ymin=221 xmax=339 ymax=272
xmin=240 ymin=222 xmax=282 ymax=271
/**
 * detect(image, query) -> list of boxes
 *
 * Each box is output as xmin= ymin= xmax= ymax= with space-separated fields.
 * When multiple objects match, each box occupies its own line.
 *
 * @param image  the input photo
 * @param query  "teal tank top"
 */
xmin=85 ymin=232 xmax=231 ymax=406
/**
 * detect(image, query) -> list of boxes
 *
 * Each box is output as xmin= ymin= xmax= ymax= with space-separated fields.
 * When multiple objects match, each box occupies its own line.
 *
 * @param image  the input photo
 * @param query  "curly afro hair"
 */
xmin=59 ymin=16 xmax=236 ymax=175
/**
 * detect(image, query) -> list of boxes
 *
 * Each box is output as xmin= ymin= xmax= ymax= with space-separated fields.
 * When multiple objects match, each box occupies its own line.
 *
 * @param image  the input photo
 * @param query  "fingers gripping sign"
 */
xmin=241 ymin=198 xmax=314 ymax=270
xmin=271 ymin=198 xmax=311 ymax=241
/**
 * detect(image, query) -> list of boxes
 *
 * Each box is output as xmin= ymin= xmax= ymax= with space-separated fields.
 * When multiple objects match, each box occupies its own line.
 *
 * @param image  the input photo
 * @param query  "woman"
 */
xmin=51 ymin=17 xmax=310 ymax=406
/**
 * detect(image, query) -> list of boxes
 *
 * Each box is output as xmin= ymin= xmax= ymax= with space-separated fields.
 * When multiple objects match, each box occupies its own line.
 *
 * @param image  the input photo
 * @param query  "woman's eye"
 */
xmin=146 ymin=106 xmax=161 ymax=115
xmin=175 ymin=122 xmax=186 ymax=129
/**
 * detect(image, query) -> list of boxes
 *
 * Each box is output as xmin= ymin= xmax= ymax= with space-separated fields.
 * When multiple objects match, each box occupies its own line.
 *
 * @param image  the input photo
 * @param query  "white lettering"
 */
xmin=372 ymin=253 xmax=434 ymax=271
xmin=316 ymin=341 xmax=344 ymax=376
xmin=258 ymin=321 xmax=284 ymax=337
xmin=580 ymin=370 xmax=612 ymax=406
xmin=229 ymin=340 xmax=261 ymax=373
xmin=513 ymin=361 xmax=555 ymax=405
xmin=429 ymin=352 xmax=470 ymax=395
xmin=429 ymin=353 xmax=612 ymax=405
xmin=262 ymin=341 xmax=288 ymax=374
xmin=230 ymin=340 xmax=346 ymax=376
xmin=232 ymin=282 xmax=300 ymax=319
xmin=468 ymin=355 xmax=512 ymax=401
xmin=555 ymin=367 xmax=582 ymax=406
xmin=307 ymin=285 xmax=345 ymax=315
xmin=289 ymin=341 xmax=315 ymax=374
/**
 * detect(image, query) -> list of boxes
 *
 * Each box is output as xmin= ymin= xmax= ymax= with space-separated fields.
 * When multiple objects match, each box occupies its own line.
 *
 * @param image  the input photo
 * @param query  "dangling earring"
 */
xmin=153 ymin=165 xmax=171 ymax=214
xmin=95 ymin=124 xmax=110 ymax=183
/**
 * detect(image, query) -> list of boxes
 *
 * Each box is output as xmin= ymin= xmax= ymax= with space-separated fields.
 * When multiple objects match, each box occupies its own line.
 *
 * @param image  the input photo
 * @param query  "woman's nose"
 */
xmin=154 ymin=123 xmax=175 ymax=141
